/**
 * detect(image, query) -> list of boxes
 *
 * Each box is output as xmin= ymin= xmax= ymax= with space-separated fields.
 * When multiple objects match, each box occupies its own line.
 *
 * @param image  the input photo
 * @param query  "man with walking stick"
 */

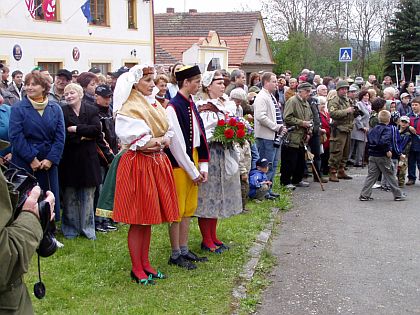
xmin=281 ymin=82 xmax=314 ymax=189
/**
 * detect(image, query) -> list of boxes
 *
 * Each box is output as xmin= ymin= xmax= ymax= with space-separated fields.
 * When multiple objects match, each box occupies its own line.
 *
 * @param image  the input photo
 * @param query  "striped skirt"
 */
xmin=113 ymin=150 xmax=179 ymax=225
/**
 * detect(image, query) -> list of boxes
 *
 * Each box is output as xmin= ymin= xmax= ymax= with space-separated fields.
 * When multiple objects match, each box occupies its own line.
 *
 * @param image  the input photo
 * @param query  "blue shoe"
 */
xmin=201 ymin=243 xmax=219 ymax=253
xmin=215 ymin=243 xmax=230 ymax=254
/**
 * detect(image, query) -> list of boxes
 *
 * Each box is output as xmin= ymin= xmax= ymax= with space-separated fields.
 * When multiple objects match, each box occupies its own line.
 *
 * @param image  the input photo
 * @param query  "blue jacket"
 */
xmin=9 ymin=98 xmax=65 ymax=169
xmin=408 ymin=113 xmax=420 ymax=151
xmin=248 ymin=169 xmax=269 ymax=198
xmin=0 ymin=104 xmax=11 ymax=156
xmin=367 ymin=123 xmax=401 ymax=157
xmin=399 ymin=127 xmax=413 ymax=155
xmin=9 ymin=97 xmax=65 ymax=218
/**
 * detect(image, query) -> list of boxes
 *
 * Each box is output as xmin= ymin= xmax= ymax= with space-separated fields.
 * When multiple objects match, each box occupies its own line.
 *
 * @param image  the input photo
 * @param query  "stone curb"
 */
xmin=231 ymin=207 xmax=280 ymax=314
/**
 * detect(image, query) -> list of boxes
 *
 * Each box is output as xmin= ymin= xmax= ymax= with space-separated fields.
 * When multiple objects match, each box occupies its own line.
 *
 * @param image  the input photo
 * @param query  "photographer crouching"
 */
xmin=0 ymin=139 xmax=55 ymax=315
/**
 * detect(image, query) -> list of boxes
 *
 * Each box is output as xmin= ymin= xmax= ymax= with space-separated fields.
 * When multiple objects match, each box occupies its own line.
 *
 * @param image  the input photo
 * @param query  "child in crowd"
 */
xmin=248 ymin=158 xmax=274 ymax=200
xmin=381 ymin=111 xmax=402 ymax=191
xmin=406 ymin=98 xmax=420 ymax=185
xmin=237 ymin=141 xmax=252 ymax=211
xmin=359 ymin=110 xmax=406 ymax=201
xmin=398 ymin=115 xmax=417 ymax=186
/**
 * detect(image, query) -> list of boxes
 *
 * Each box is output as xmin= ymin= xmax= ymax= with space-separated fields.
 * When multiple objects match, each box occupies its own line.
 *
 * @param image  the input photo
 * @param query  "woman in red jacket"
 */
xmin=319 ymin=96 xmax=331 ymax=177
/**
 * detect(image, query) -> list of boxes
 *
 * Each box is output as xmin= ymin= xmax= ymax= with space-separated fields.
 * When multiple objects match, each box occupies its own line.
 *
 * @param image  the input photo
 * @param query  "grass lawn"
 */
xmin=26 ymin=189 xmax=290 ymax=315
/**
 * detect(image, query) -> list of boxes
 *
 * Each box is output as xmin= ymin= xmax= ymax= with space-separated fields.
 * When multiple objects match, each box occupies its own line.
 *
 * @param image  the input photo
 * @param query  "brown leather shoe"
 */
xmin=329 ymin=169 xmax=339 ymax=182
xmin=406 ymin=179 xmax=415 ymax=186
xmin=337 ymin=168 xmax=352 ymax=180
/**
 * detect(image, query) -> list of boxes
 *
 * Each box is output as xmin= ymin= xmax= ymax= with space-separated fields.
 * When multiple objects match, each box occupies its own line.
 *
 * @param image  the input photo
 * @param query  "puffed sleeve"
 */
xmin=115 ymin=114 xmax=152 ymax=151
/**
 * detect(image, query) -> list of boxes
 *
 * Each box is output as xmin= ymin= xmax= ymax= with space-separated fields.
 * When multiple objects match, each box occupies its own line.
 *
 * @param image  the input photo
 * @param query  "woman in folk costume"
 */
xmin=112 ymin=65 xmax=179 ymax=285
xmin=196 ymin=70 xmax=242 ymax=253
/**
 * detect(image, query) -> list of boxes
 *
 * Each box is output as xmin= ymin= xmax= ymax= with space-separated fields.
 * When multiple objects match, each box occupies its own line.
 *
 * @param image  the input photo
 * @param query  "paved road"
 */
xmin=258 ymin=167 xmax=420 ymax=315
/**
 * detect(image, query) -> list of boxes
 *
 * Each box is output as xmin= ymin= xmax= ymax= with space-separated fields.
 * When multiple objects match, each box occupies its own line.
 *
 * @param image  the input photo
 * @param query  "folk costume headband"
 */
xmin=113 ymin=64 xmax=156 ymax=114
xmin=175 ymin=65 xmax=201 ymax=82
xmin=201 ymin=71 xmax=224 ymax=88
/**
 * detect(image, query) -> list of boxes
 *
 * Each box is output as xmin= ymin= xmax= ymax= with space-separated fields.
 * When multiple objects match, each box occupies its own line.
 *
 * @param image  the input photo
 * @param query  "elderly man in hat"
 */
xmin=48 ymin=69 xmax=72 ymax=106
xmin=281 ymin=82 xmax=314 ymax=189
xmin=165 ymin=65 xmax=210 ymax=270
xmin=328 ymin=80 xmax=355 ymax=182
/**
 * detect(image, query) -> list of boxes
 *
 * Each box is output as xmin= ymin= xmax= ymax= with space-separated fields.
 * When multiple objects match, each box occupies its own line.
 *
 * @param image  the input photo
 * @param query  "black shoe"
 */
xmin=182 ymin=250 xmax=208 ymax=262
xmin=269 ymin=192 xmax=280 ymax=197
xmin=168 ymin=255 xmax=197 ymax=270
xmin=359 ymin=195 xmax=374 ymax=201
xmin=95 ymin=224 xmax=108 ymax=233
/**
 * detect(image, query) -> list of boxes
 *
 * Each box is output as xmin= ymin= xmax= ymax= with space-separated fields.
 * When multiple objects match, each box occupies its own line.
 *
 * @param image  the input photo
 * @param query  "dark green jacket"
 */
xmin=284 ymin=95 xmax=313 ymax=148
xmin=328 ymin=95 xmax=354 ymax=132
xmin=0 ymin=172 xmax=42 ymax=315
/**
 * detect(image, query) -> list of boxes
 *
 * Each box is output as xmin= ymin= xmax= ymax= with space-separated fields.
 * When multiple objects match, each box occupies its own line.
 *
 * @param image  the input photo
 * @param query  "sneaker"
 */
xmin=182 ymin=250 xmax=208 ymax=262
xmin=285 ymin=184 xmax=296 ymax=190
xmin=168 ymin=255 xmax=197 ymax=270
xmin=95 ymin=224 xmax=108 ymax=233
xmin=104 ymin=223 xmax=118 ymax=232
xmin=372 ymin=183 xmax=381 ymax=189
xmin=394 ymin=193 xmax=407 ymax=201
xmin=359 ymin=195 xmax=374 ymax=201
xmin=295 ymin=181 xmax=310 ymax=187
xmin=265 ymin=194 xmax=276 ymax=200
xmin=406 ymin=180 xmax=415 ymax=186
xmin=269 ymin=192 xmax=280 ymax=197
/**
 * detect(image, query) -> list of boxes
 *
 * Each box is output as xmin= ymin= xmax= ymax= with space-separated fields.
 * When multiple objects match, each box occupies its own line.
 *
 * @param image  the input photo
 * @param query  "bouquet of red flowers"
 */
xmin=212 ymin=116 xmax=254 ymax=146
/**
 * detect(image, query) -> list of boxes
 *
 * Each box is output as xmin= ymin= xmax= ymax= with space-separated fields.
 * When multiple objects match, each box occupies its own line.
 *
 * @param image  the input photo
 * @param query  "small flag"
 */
xmin=42 ymin=0 xmax=56 ymax=21
xmin=25 ymin=0 xmax=36 ymax=18
xmin=81 ymin=0 xmax=92 ymax=23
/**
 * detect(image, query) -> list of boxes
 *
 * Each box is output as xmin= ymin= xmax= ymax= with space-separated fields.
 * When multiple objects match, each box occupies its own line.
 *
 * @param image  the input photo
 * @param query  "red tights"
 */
xmin=128 ymin=224 xmax=156 ymax=279
xmin=198 ymin=218 xmax=223 ymax=248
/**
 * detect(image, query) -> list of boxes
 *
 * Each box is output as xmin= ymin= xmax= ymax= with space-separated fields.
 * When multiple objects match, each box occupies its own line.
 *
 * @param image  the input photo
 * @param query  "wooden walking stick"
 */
xmin=304 ymin=145 xmax=325 ymax=191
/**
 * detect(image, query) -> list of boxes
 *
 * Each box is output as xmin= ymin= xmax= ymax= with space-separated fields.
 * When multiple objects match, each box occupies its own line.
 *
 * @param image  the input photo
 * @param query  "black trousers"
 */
xmin=320 ymin=148 xmax=330 ymax=176
xmin=280 ymin=145 xmax=305 ymax=185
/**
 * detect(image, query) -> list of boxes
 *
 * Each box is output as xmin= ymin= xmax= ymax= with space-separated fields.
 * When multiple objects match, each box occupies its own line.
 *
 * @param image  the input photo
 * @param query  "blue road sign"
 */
xmin=339 ymin=47 xmax=352 ymax=62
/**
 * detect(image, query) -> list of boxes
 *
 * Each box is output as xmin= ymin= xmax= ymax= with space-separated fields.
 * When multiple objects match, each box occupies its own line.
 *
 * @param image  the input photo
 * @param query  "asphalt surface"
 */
xmin=258 ymin=167 xmax=420 ymax=315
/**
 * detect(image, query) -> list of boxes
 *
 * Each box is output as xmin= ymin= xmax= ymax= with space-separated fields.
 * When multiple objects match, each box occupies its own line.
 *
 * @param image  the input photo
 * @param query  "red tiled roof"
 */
xmin=154 ymin=11 xmax=262 ymax=66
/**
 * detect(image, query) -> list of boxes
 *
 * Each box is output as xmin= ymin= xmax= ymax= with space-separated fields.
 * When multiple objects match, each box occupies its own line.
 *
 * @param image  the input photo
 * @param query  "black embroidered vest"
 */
xmin=165 ymin=92 xmax=210 ymax=167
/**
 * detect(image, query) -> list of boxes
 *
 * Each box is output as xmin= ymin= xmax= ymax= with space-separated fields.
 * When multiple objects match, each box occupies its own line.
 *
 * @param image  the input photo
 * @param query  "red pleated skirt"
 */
xmin=113 ymin=150 xmax=179 ymax=225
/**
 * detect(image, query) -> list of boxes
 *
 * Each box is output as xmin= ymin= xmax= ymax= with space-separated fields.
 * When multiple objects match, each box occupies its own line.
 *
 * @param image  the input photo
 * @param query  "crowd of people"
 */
xmin=1 ymin=61 xmax=420 ymax=289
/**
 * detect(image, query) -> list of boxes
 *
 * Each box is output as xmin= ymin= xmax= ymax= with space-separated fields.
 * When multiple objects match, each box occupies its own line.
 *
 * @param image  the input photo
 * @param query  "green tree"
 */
xmin=384 ymin=0 xmax=420 ymax=80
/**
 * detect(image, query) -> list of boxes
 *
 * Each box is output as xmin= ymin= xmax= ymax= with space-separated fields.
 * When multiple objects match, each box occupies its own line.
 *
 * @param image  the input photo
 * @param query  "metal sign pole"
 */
xmin=345 ymin=62 xmax=348 ymax=78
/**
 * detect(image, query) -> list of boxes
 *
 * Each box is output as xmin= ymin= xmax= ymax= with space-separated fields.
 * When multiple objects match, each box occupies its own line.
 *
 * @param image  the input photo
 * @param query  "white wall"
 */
xmin=183 ymin=44 xmax=199 ymax=65
xmin=243 ymin=21 xmax=273 ymax=65
xmin=0 ymin=0 xmax=153 ymax=74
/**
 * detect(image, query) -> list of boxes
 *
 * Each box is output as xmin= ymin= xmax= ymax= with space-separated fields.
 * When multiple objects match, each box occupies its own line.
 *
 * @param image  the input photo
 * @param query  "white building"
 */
xmin=0 ymin=0 xmax=154 ymax=75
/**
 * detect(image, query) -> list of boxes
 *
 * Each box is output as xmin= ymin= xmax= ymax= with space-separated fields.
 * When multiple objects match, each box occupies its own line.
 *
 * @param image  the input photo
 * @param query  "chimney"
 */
xmin=166 ymin=8 xmax=174 ymax=13
xmin=189 ymin=9 xmax=197 ymax=14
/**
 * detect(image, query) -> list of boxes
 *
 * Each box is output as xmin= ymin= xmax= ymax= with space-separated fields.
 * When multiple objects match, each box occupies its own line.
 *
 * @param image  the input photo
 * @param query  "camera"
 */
xmin=3 ymin=167 xmax=58 ymax=258
xmin=353 ymin=105 xmax=364 ymax=118
xmin=275 ymin=126 xmax=296 ymax=147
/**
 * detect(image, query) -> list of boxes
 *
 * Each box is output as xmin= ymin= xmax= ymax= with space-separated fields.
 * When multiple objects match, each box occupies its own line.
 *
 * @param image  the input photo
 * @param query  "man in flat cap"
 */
xmin=48 ymin=69 xmax=72 ymax=106
xmin=281 ymin=82 xmax=314 ymax=189
xmin=165 ymin=65 xmax=209 ymax=270
xmin=328 ymin=80 xmax=355 ymax=182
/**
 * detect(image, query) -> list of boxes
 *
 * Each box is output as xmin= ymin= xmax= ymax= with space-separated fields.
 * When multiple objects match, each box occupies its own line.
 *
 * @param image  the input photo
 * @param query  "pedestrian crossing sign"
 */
xmin=339 ymin=47 xmax=352 ymax=62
